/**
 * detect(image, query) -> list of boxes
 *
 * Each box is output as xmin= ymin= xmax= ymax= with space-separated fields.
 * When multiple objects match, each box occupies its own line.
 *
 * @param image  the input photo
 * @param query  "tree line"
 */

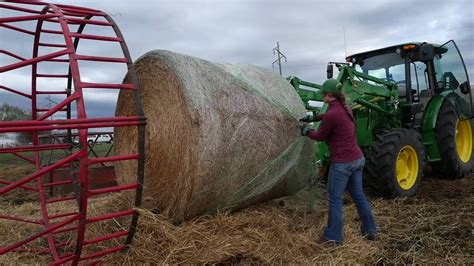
xmin=0 ymin=103 xmax=33 ymax=145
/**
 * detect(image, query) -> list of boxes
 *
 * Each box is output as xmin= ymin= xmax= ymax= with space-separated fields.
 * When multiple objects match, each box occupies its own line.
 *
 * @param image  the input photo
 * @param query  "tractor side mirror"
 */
xmin=327 ymin=64 xmax=333 ymax=79
xmin=460 ymin=81 xmax=471 ymax=94
xmin=419 ymin=44 xmax=435 ymax=62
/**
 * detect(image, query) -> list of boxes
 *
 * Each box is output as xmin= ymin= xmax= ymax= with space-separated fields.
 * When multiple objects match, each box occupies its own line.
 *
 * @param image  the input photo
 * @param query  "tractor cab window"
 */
xmin=410 ymin=62 xmax=429 ymax=102
xmin=354 ymin=51 xmax=433 ymax=101
xmin=355 ymin=52 xmax=407 ymax=96
xmin=435 ymin=40 xmax=472 ymax=117
xmin=355 ymin=53 xmax=406 ymax=84
xmin=411 ymin=62 xmax=428 ymax=91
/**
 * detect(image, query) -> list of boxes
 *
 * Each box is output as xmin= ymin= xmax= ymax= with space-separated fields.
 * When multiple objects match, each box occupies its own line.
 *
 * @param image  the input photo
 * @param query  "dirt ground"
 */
xmin=1 ymin=164 xmax=473 ymax=264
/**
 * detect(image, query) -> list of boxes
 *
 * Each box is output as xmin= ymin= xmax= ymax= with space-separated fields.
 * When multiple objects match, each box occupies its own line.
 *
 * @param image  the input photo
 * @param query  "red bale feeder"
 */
xmin=0 ymin=1 xmax=146 ymax=264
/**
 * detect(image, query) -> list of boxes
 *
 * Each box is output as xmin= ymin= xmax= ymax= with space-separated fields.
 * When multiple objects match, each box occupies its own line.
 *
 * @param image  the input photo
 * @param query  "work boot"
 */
xmin=364 ymin=233 xmax=376 ymax=241
xmin=316 ymin=236 xmax=340 ymax=246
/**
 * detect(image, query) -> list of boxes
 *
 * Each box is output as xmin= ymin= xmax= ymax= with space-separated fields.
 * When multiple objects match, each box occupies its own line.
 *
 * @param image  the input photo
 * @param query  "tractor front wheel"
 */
xmin=433 ymin=102 xmax=473 ymax=179
xmin=366 ymin=128 xmax=425 ymax=198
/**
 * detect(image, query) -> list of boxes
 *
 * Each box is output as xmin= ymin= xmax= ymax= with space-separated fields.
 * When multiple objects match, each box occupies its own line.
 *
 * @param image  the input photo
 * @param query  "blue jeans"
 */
xmin=323 ymin=157 xmax=377 ymax=243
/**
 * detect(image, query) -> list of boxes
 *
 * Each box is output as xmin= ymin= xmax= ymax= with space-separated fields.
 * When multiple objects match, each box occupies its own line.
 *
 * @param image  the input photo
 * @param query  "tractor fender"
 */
xmin=421 ymin=95 xmax=445 ymax=132
xmin=420 ymin=94 xmax=462 ymax=162
xmin=420 ymin=95 xmax=445 ymax=162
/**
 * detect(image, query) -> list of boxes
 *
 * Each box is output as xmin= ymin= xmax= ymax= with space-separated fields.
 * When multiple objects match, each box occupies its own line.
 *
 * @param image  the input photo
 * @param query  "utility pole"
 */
xmin=44 ymin=94 xmax=58 ymax=120
xmin=272 ymin=42 xmax=287 ymax=76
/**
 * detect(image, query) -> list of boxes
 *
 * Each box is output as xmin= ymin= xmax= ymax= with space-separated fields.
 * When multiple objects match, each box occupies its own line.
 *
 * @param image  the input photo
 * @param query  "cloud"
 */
xmin=1 ymin=0 xmax=473 ymax=115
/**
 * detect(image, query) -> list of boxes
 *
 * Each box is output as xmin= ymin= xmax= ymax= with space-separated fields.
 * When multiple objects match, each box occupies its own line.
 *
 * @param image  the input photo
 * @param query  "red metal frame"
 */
xmin=0 ymin=1 xmax=146 ymax=264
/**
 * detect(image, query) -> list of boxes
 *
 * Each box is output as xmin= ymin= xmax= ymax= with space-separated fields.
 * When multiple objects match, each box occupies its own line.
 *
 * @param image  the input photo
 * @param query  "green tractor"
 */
xmin=289 ymin=40 xmax=473 ymax=198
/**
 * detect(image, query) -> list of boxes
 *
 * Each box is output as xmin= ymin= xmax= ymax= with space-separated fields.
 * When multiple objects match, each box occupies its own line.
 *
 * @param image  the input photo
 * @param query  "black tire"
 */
xmin=88 ymin=140 xmax=94 ymax=145
xmin=432 ymin=103 xmax=473 ymax=179
xmin=366 ymin=128 xmax=425 ymax=198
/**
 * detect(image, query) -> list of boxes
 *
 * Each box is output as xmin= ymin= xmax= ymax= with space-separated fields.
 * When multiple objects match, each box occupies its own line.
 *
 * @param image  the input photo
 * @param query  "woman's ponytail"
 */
xmin=332 ymin=92 xmax=355 ymax=122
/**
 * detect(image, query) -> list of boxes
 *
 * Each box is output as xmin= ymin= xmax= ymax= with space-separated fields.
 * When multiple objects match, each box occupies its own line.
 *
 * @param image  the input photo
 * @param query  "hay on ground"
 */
xmin=1 ymin=164 xmax=472 ymax=264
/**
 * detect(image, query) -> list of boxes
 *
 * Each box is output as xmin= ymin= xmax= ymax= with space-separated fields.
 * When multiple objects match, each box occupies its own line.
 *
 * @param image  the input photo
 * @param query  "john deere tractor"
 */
xmin=289 ymin=40 xmax=473 ymax=198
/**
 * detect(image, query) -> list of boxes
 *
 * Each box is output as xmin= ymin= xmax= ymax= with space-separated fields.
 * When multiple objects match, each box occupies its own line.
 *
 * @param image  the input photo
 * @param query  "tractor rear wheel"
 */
xmin=366 ymin=128 xmax=425 ymax=198
xmin=433 ymin=102 xmax=473 ymax=178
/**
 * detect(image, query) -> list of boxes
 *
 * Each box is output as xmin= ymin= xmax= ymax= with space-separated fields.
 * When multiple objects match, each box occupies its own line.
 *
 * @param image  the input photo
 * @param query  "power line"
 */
xmin=272 ymin=42 xmax=287 ymax=76
xmin=44 ymin=94 xmax=58 ymax=120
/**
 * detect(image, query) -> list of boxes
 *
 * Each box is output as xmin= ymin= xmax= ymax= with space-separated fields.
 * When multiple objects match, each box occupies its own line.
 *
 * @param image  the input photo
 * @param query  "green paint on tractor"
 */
xmin=290 ymin=40 xmax=474 ymax=198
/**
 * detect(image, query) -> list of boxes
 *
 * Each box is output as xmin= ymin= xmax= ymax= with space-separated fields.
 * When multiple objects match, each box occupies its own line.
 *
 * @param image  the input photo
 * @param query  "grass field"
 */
xmin=0 ymin=143 xmax=113 ymax=168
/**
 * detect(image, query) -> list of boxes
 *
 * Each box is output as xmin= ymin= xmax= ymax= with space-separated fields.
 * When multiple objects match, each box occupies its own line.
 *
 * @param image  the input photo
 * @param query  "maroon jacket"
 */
xmin=307 ymin=100 xmax=363 ymax=163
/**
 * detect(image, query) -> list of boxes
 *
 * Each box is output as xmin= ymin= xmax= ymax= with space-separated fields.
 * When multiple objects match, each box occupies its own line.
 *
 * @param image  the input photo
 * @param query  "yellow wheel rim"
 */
xmin=456 ymin=119 xmax=473 ymax=163
xmin=396 ymin=145 xmax=419 ymax=190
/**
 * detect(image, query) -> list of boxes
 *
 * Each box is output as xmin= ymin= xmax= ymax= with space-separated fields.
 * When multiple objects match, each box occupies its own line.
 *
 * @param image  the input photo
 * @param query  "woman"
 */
xmin=300 ymin=79 xmax=377 ymax=245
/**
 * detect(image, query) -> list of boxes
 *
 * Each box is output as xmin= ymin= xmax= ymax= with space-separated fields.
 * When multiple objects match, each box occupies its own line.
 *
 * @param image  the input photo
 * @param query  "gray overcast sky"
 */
xmin=1 ymin=0 xmax=473 ymax=117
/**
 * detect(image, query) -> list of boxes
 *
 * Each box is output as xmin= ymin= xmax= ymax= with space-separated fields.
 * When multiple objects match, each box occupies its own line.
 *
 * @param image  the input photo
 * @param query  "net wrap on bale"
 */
xmin=115 ymin=50 xmax=318 ymax=221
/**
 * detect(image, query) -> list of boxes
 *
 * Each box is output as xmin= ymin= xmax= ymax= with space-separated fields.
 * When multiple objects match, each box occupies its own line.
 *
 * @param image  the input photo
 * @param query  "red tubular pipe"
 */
xmin=0 ymin=120 xmax=144 ymax=133
xmin=0 ymin=116 xmax=144 ymax=127
xmin=88 ymin=183 xmax=138 ymax=196
xmin=88 ymin=154 xmax=139 ymax=165
xmin=13 ymin=247 xmax=50 ymax=254
xmin=49 ymin=255 xmax=74 ymax=266
xmin=0 ymin=13 xmax=57 ymax=24
xmin=65 ymin=17 xmax=112 ymax=26
xmin=40 ymin=28 xmax=63 ymax=34
xmin=53 ymin=226 xmax=78 ymax=235
xmin=12 ymin=152 xmax=35 ymax=164
xmin=0 ymin=144 xmax=73 ymax=154
xmin=0 ymin=23 xmax=36 ymax=35
xmin=75 ymin=54 xmax=128 ymax=63
xmin=0 ymin=49 xmax=70 ymax=73
xmin=1 ymin=2 xmax=146 ymax=263
xmin=0 ymin=50 xmax=27 ymax=60
xmin=86 ymin=209 xmax=134 ymax=224
xmin=0 ymin=85 xmax=31 ymax=98
xmin=0 ymin=152 xmax=82 ymax=195
xmin=0 ymin=3 xmax=41 ymax=13
xmin=56 ymin=3 xmax=102 ymax=12
xmin=59 ymin=7 xmax=103 ymax=16
xmin=38 ymin=42 xmax=67 ymax=48
xmin=0 ymin=214 xmax=80 ymax=255
xmin=46 ymin=195 xmax=76 ymax=204
xmin=45 ymin=58 xmax=69 ymax=62
xmin=37 ymin=93 xmax=79 ymax=120
xmin=82 ymin=230 xmax=129 ymax=246
xmin=70 ymin=33 xmax=122 ymax=42
xmin=80 ymin=82 xmax=135 ymax=90
xmin=0 ymin=179 xmax=38 ymax=192
xmin=0 ymin=214 xmax=42 ymax=225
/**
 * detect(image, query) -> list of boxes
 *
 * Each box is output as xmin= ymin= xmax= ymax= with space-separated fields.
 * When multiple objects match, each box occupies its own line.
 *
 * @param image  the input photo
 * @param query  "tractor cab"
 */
xmin=346 ymin=41 xmax=473 ymax=119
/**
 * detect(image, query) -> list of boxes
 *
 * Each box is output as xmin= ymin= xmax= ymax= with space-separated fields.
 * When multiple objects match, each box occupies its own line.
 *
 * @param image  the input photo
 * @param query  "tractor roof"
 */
xmin=346 ymin=42 xmax=445 ymax=62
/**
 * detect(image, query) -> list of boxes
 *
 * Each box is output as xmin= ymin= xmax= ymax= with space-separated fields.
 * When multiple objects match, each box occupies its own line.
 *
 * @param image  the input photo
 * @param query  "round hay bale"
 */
xmin=115 ymin=50 xmax=317 ymax=222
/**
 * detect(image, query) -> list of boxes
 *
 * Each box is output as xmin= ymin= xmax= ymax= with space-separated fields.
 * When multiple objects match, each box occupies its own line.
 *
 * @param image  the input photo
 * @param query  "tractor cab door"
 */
xmin=434 ymin=40 xmax=473 ymax=118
